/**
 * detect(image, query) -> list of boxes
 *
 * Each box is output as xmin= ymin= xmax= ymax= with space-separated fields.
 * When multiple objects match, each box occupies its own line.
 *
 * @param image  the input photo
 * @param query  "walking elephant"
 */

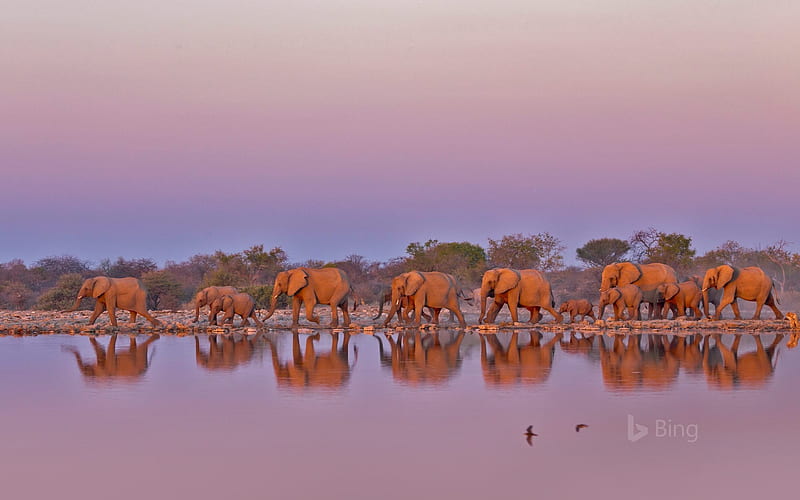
xmin=479 ymin=268 xmax=562 ymax=324
xmin=209 ymin=293 xmax=262 ymax=327
xmin=600 ymin=262 xmax=677 ymax=319
xmin=598 ymin=285 xmax=643 ymax=320
xmin=657 ymin=280 xmax=703 ymax=319
xmin=65 ymin=277 xmax=160 ymax=327
xmin=373 ymin=285 xmax=431 ymax=323
xmin=701 ymin=266 xmax=783 ymax=320
xmin=64 ymin=334 xmax=159 ymax=382
xmin=263 ymin=267 xmax=355 ymax=327
xmin=194 ymin=286 xmax=237 ymax=322
xmin=558 ymin=299 xmax=596 ymax=323
xmin=382 ymin=271 xmax=466 ymax=328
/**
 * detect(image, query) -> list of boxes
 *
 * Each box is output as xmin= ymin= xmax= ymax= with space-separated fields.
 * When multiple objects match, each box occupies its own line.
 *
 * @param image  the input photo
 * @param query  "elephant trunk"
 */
xmin=263 ymin=294 xmax=279 ymax=320
xmin=373 ymin=293 xmax=386 ymax=320
xmin=598 ymin=299 xmax=607 ymax=320
xmin=65 ymin=295 xmax=83 ymax=312
xmin=382 ymin=290 xmax=402 ymax=326
xmin=479 ymin=284 xmax=491 ymax=323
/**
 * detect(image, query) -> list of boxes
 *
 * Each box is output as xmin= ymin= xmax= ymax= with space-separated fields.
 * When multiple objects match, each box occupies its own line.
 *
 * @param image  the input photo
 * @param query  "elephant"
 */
xmin=373 ymin=286 xmax=431 ymax=323
xmin=195 ymin=334 xmax=260 ymax=371
xmin=382 ymin=271 xmax=466 ymax=328
xmin=690 ymin=276 xmax=722 ymax=317
xmin=479 ymin=331 xmax=561 ymax=386
xmin=600 ymin=262 xmax=677 ymax=319
xmin=65 ymin=276 xmax=160 ymax=327
xmin=657 ymin=280 xmax=703 ymax=319
xmin=63 ymin=334 xmax=159 ymax=382
xmin=209 ymin=293 xmax=262 ymax=327
xmin=598 ymin=285 xmax=643 ymax=320
xmin=701 ymin=265 xmax=783 ymax=320
xmin=478 ymin=268 xmax=562 ymax=324
xmin=194 ymin=286 xmax=237 ymax=322
xmin=558 ymin=299 xmax=596 ymax=323
xmin=702 ymin=334 xmax=783 ymax=389
xmin=266 ymin=332 xmax=357 ymax=391
xmin=263 ymin=267 xmax=355 ymax=327
xmin=375 ymin=331 xmax=466 ymax=386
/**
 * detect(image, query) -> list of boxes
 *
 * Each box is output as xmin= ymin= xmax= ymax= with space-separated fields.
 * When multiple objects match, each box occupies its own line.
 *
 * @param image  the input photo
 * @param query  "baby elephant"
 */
xmin=598 ymin=285 xmax=642 ymax=320
xmin=657 ymin=280 xmax=702 ymax=319
xmin=558 ymin=299 xmax=596 ymax=323
xmin=209 ymin=293 xmax=263 ymax=327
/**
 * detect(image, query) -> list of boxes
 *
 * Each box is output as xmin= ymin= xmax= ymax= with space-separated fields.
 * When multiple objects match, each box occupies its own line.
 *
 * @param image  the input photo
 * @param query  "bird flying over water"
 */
xmin=575 ymin=424 xmax=589 ymax=432
xmin=524 ymin=425 xmax=538 ymax=446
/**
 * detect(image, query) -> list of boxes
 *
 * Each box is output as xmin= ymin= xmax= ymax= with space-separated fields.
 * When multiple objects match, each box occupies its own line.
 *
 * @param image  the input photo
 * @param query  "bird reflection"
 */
xmin=195 ymin=333 xmax=261 ymax=372
xmin=480 ymin=331 xmax=560 ymax=387
xmin=267 ymin=332 xmax=357 ymax=391
xmin=375 ymin=331 xmax=465 ymax=387
xmin=702 ymin=334 xmax=783 ymax=390
xmin=64 ymin=334 xmax=159 ymax=383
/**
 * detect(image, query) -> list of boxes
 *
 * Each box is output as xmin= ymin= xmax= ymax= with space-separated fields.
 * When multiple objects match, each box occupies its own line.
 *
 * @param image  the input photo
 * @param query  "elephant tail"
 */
xmin=350 ymin=287 xmax=359 ymax=312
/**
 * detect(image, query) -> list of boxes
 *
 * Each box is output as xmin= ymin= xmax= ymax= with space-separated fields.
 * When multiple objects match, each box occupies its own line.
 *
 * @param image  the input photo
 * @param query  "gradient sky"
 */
xmin=3 ymin=1 xmax=799 ymax=265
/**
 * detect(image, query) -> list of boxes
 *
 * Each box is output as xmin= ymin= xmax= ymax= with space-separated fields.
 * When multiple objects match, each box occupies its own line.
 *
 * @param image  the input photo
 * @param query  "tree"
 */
xmin=142 ymin=270 xmax=183 ymax=310
xmin=629 ymin=228 xmax=696 ymax=272
xmin=576 ymin=238 xmax=630 ymax=268
xmin=628 ymin=228 xmax=661 ymax=262
xmin=0 ymin=281 xmax=34 ymax=310
xmin=487 ymin=233 xmax=565 ymax=272
xmin=404 ymin=240 xmax=487 ymax=286
xmin=100 ymin=257 xmax=157 ymax=278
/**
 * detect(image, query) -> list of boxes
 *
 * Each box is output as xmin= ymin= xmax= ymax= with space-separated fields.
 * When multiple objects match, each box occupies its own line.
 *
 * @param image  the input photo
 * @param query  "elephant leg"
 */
xmin=291 ymin=296 xmax=302 ymax=326
xmin=445 ymin=301 xmax=466 ymax=328
xmin=88 ymin=301 xmax=105 ymax=325
xmin=730 ymin=300 xmax=741 ymax=320
xmin=328 ymin=301 xmax=339 ymax=327
xmin=129 ymin=311 xmax=137 ymax=324
xmin=106 ymin=297 xmax=118 ymax=327
xmin=485 ymin=300 xmax=502 ymax=323
xmin=765 ymin=292 xmax=783 ymax=319
xmin=541 ymin=303 xmax=563 ymax=324
xmin=411 ymin=293 xmax=426 ymax=326
xmin=339 ymin=300 xmax=351 ymax=327
xmin=507 ymin=295 xmax=520 ymax=323
xmin=304 ymin=297 xmax=320 ymax=325
xmin=714 ymin=291 xmax=736 ymax=320
xmin=430 ymin=308 xmax=441 ymax=325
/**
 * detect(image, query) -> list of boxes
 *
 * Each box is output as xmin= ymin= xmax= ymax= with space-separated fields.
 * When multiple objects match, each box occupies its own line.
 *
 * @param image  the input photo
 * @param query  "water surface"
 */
xmin=1 ymin=331 xmax=797 ymax=500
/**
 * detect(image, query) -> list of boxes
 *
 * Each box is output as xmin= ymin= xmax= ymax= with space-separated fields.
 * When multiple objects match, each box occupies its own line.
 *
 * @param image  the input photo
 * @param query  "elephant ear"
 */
xmin=495 ymin=269 xmax=521 ymax=294
xmin=287 ymin=269 xmax=309 ymax=296
xmin=404 ymin=272 xmax=425 ymax=296
xmin=91 ymin=277 xmax=112 ymax=298
xmin=618 ymin=262 xmax=642 ymax=286
xmin=663 ymin=284 xmax=680 ymax=301
xmin=715 ymin=265 xmax=735 ymax=289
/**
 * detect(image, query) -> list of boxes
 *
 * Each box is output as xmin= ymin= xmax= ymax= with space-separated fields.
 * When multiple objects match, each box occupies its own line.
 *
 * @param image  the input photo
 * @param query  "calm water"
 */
xmin=1 ymin=331 xmax=797 ymax=500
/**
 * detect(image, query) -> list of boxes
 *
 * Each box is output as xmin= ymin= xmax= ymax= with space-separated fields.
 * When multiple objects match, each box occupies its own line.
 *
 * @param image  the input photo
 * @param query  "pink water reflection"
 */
xmin=0 ymin=331 xmax=797 ymax=500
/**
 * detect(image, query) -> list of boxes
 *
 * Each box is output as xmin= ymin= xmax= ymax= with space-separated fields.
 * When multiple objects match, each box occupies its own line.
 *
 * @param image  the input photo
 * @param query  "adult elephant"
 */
xmin=479 ymin=268 xmax=562 ymax=324
xmin=194 ymin=286 xmax=237 ymax=322
xmin=600 ymin=262 xmax=678 ymax=320
xmin=373 ymin=285 xmax=431 ymax=323
xmin=66 ymin=277 xmax=160 ymax=327
xmin=382 ymin=271 xmax=466 ymax=328
xmin=701 ymin=265 xmax=782 ymax=320
xmin=263 ymin=267 xmax=355 ymax=327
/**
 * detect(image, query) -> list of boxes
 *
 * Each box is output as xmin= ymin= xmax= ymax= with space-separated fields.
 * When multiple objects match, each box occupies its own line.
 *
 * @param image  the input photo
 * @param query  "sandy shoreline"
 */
xmin=0 ymin=308 xmax=796 ymax=335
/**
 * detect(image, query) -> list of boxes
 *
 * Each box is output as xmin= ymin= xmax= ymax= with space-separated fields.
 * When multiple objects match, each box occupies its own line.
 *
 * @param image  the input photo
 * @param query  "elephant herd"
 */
xmin=66 ymin=261 xmax=784 ymax=329
xmin=63 ymin=330 xmax=789 ymax=392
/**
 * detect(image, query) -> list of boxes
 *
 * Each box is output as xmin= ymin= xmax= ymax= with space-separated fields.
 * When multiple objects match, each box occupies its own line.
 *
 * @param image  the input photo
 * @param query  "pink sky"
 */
xmin=2 ymin=1 xmax=798 ymax=263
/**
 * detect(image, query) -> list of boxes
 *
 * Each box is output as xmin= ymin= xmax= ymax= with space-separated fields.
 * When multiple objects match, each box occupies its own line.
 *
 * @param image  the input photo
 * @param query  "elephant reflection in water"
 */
xmin=559 ymin=331 xmax=599 ymax=362
xmin=375 ymin=331 xmax=465 ymax=386
xmin=195 ymin=333 xmax=261 ymax=372
xmin=598 ymin=335 xmax=679 ymax=391
xmin=64 ymin=334 xmax=159 ymax=382
xmin=702 ymin=334 xmax=783 ymax=390
xmin=267 ymin=333 xmax=357 ymax=391
xmin=667 ymin=335 xmax=704 ymax=376
xmin=480 ymin=331 xmax=561 ymax=386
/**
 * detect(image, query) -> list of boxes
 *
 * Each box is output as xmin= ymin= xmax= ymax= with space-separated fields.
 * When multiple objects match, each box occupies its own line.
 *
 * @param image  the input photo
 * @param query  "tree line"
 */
xmin=1 ymin=229 xmax=798 ymax=311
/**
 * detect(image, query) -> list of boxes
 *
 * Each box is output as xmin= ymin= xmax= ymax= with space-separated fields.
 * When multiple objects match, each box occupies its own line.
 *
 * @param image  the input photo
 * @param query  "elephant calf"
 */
xmin=558 ymin=299 xmax=596 ymax=323
xmin=598 ymin=285 xmax=642 ymax=321
xmin=657 ymin=280 xmax=702 ymax=319
xmin=209 ymin=293 xmax=262 ymax=327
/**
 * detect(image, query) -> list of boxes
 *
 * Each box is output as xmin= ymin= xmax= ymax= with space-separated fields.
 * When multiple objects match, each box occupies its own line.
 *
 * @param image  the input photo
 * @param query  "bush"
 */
xmin=36 ymin=274 xmax=87 ymax=310
xmin=240 ymin=285 xmax=289 ymax=309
